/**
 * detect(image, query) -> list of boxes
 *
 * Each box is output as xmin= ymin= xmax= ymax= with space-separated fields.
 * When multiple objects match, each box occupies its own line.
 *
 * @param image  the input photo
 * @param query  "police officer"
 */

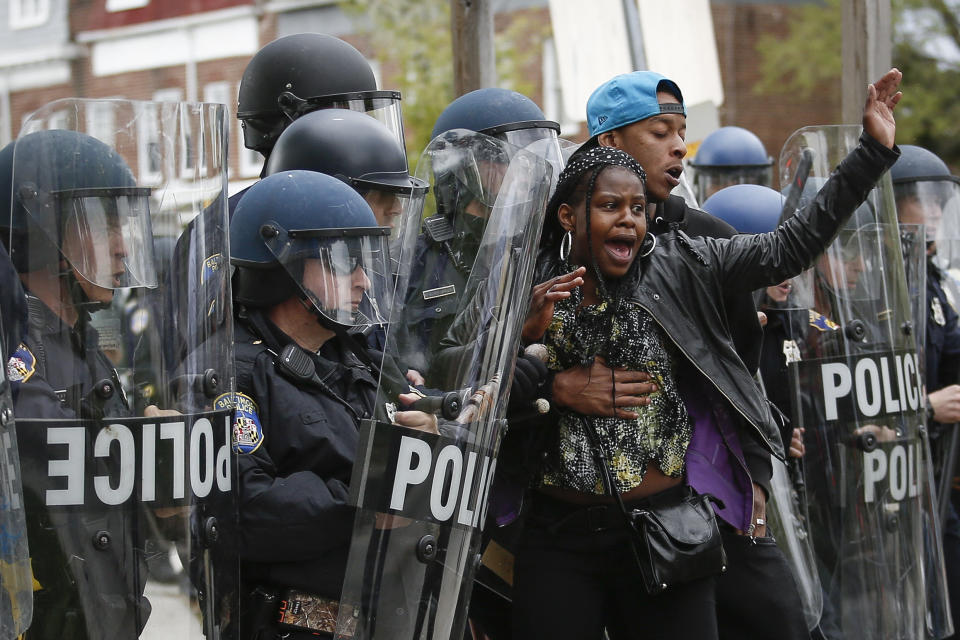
xmin=0 ymin=129 xmax=158 ymax=638
xmin=689 ymin=126 xmax=774 ymax=203
xmin=891 ymin=144 xmax=960 ymax=639
xmin=234 ymin=32 xmax=404 ymax=211
xmin=399 ymin=88 xmax=561 ymax=381
xmin=228 ymin=170 xmax=436 ymax=640
xmin=264 ymin=107 xmax=428 ymax=371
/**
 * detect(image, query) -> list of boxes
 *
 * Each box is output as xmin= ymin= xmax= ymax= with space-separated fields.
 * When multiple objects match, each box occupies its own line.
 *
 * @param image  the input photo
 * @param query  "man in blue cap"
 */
xmin=577 ymin=71 xmax=809 ymax=640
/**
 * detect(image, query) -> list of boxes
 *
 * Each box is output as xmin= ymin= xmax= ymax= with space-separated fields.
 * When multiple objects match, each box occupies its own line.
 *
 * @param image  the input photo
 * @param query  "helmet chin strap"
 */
xmin=297 ymin=292 xmax=381 ymax=374
xmin=64 ymin=267 xmax=111 ymax=317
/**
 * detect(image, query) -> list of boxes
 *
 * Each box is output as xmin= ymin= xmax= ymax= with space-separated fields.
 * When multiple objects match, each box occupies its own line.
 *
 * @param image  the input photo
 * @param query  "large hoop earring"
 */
xmin=559 ymin=230 xmax=573 ymax=262
xmin=639 ymin=233 xmax=657 ymax=258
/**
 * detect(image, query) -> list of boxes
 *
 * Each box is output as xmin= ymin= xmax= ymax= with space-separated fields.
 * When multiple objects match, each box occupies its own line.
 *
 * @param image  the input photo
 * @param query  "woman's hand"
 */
xmin=863 ymin=68 xmax=902 ymax=149
xmin=552 ymin=357 xmax=658 ymax=419
xmin=522 ymin=267 xmax=585 ymax=343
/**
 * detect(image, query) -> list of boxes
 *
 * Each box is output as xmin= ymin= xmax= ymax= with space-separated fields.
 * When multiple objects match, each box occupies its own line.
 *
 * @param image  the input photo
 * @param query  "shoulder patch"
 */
xmin=217 ymin=391 xmax=264 ymax=454
xmin=809 ymin=309 xmax=839 ymax=332
xmin=202 ymin=253 xmax=224 ymax=284
xmin=7 ymin=344 xmax=36 ymax=383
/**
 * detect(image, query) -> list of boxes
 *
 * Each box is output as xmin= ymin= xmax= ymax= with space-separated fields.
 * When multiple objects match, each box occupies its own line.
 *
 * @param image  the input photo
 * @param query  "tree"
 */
xmin=338 ymin=0 xmax=550 ymax=161
xmin=755 ymin=0 xmax=960 ymax=168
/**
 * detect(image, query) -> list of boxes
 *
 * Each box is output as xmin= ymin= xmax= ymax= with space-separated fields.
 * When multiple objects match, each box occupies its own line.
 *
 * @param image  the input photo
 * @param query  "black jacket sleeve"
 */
xmin=713 ymin=133 xmax=900 ymax=292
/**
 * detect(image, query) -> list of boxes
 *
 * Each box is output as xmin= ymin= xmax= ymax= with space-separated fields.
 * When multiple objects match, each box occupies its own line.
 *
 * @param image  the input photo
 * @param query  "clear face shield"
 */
xmin=278 ymin=90 xmax=406 ymax=152
xmin=433 ymin=135 xmax=513 ymax=221
xmin=693 ymin=164 xmax=773 ymax=202
xmin=895 ymin=178 xmax=960 ymax=269
xmin=354 ymin=180 xmax=428 ymax=276
xmin=487 ymin=124 xmax=564 ymax=189
xmin=55 ymin=187 xmax=157 ymax=291
xmin=262 ymin=223 xmax=393 ymax=328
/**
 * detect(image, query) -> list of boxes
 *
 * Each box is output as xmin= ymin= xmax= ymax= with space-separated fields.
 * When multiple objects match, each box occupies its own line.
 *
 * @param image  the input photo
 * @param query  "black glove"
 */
xmin=508 ymin=351 xmax=549 ymax=412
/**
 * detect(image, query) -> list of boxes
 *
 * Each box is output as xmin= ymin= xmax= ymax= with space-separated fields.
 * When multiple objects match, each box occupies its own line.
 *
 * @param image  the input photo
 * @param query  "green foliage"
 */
xmin=339 ymin=0 xmax=454 ymax=160
xmin=338 ymin=1 xmax=552 ymax=162
xmin=755 ymin=0 xmax=960 ymax=168
xmin=754 ymin=0 xmax=842 ymax=98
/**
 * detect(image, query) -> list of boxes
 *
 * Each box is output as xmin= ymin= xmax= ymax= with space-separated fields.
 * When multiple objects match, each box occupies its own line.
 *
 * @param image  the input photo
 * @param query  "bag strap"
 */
xmin=579 ymin=416 xmax=642 ymax=532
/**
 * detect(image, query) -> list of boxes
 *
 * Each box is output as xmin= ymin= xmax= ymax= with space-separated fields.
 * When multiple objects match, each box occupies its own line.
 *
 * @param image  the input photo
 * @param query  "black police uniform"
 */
xmin=11 ymin=295 xmax=149 ymax=639
xmin=232 ymin=310 xmax=377 ymax=639
xmin=924 ymin=261 xmax=960 ymax=640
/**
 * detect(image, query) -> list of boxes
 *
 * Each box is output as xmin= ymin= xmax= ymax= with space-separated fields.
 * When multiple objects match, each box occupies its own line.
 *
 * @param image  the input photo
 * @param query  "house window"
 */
xmin=10 ymin=0 xmax=50 ymax=30
xmin=86 ymin=101 xmax=117 ymax=149
xmin=106 ymin=0 xmax=149 ymax=12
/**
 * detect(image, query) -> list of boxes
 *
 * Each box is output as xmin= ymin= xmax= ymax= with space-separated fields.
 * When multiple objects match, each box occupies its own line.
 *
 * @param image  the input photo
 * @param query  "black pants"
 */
xmin=511 ymin=491 xmax=718 ymax=640
xmin=716 ymin=526 xmax=811 ymax=640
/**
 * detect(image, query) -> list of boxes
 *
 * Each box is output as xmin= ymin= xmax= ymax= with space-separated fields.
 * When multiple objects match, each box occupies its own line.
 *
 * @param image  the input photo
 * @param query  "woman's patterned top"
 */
xmin=539 ymin=283 xmax=693 ymax=494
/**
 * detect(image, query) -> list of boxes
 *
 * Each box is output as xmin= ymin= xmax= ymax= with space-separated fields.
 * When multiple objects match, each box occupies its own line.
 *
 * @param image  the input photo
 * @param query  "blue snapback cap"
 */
xmin=586 ymin=71 xmax=686 ymax=138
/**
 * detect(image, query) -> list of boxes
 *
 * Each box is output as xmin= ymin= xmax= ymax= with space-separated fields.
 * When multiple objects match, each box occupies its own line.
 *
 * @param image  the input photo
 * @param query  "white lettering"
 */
xmin=889 ymin=445 xmax=907 ymax=501
xmin=864 ymin=448 xmax=887 ymax=503
xmin=160 ymin=422 xmax=186 ymax=499
xmin=472 ymin=456 xmax=492 ymax=528
xmin=822 ymin=363 xmax=852 ymax=421
xmin=216 ymin=417 xmax=232 ymax=492
xmin=855 ymin=359 xmax=882 ymax=417
xmin=141 ymin=423 xmax=156 ymax=501
xmin=431 ymin=445 xmax=463 ymax=521
xmin=895 ymin=355 xmax=907 ymax=412
xmin=880 ymin=358 xmax=901 ymax=414
xmin=46 ymin=427 xmax=85 ymax=506
xmin=456 ymin=452 xmax=479 ymax=526
xmin=190 ymin=418 xmax=214 ymax=499
xmin=904 ymin=354 xmax=919 ymax=410
xmin=390 ymin=436 xmax=431 ymax=511
xmin=93 ymin=424 xmax=135 ymax=505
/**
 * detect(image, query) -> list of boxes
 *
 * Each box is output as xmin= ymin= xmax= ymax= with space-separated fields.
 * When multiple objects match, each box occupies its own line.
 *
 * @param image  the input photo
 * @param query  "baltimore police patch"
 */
xmin=202 ymin=253 xmax=224 ymax=284
xmin=216 ymin=391 xmax=264 ymax=454
xmin=7 ymin=343 xmax=36 ymax=383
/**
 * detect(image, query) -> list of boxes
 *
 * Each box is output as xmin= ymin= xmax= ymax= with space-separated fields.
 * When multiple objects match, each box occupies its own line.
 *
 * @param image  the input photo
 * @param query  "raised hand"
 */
xmin=521 ymin=266 xmax=585 ymax=343
xmin=863 ymin=68 xmax=902 ymax=149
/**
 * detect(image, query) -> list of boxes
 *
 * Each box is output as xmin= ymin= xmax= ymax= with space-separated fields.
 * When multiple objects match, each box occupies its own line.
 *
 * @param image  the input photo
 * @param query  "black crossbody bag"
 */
xmin=581 ymin=418 xmax=727 ymax=595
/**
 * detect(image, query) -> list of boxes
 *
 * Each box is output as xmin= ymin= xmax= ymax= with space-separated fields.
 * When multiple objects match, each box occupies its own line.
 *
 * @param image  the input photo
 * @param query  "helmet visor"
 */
xmin=280 ymin=90 xmax=406 ymax=153
xmin=894 ymin=179 xmax=960 ymax=246
xmin=57 ymin=187 xmax=157 ymax=290
xmin=262 ymin=223 xmax=393 ymax=328
xmin=496 ymin=127 xmax=564 ymax=190
xmin=694 ymin=165 xmax=773 ymax=202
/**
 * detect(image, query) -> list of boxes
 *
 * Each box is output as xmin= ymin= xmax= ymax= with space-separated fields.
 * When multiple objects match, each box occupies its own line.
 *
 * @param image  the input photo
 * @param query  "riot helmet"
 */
xmin=0 ymin=129 xmax=156 ymax=313
xmin=431 ymin=87 xmax=563 ymax=182
xmin=890 ymin=145 xmax=960 ymax=252
xmin=231 ymin=170 xmax=391 ymax=328
xmin=701 ymin=183 xmax=784 ymax=234
xmin=265 ymin=108 xmax=427 ymax=231
xmin=690 ymin=126 xmax=773 ymax=202
xmin=237 ymin=33 xmax=404 ymax=155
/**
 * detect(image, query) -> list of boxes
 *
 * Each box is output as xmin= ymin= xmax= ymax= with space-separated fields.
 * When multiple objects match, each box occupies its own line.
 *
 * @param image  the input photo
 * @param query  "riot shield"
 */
xmin=902 ymin=221 xmax=954 ymax=638
xmin=336 ymin=130 xmax=553 ymax=640
xmin=5 ymin=98 xmax=236 ymax=639
xmin=0 ymin=341 xmax=31 ymax=639
xmin=778 ymin=125 xmax=941 ymax=639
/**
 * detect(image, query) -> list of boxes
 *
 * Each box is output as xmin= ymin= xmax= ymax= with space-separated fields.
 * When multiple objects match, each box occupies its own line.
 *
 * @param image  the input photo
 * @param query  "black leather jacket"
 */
xmin=534 ymin=133 xmax=899 ymax=459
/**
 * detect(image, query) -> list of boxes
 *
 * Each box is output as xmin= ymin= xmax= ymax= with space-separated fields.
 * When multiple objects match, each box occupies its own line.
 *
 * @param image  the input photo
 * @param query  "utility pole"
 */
xmin=841 ymin=0 xmax=891 ymax=124
xmin=450 ymin=0 xmax=496 ymax=96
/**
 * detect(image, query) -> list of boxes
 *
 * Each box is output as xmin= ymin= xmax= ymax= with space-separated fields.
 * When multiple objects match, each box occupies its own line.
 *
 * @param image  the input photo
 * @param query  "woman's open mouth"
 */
xmin=604 ymin=237 xmax=637 ymax=265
